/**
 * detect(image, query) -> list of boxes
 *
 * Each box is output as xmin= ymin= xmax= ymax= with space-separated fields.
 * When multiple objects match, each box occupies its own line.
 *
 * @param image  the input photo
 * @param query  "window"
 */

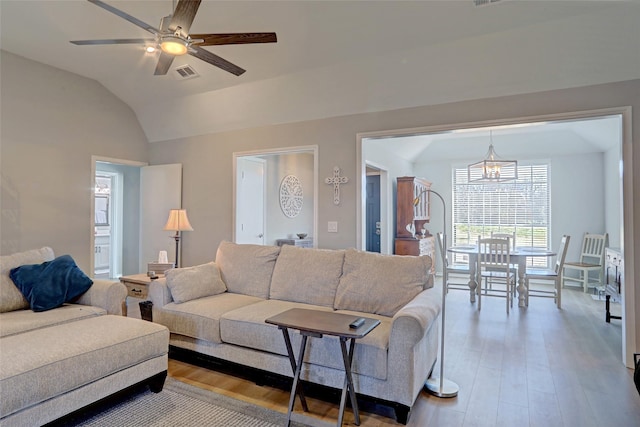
xmin=452 ymin=163 xmax=550 ymax=267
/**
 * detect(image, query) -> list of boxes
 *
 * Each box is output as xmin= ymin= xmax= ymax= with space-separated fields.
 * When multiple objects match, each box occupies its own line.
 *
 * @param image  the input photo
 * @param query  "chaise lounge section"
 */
xmin=0 ymin=247 xmax=170 ymax=427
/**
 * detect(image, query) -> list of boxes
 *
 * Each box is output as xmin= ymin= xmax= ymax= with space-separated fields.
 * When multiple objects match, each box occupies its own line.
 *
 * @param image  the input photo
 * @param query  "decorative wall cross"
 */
xmin=325 ymin=166 xmax=349 ymax=205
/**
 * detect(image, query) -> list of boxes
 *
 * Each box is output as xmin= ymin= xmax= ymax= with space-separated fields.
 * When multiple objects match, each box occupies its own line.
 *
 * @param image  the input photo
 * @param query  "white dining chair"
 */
xmin=477 ymin=237 xmax=516 ymax=313
xmin=436 ymin=232 xmax=470 ymax=293
xmin=562 ymin=233 xmax=608 ymax=293
xmin=491 ymin=231 xmax=516 ymax=249
xmin=524 ymin=235 xmax=570 ymax=308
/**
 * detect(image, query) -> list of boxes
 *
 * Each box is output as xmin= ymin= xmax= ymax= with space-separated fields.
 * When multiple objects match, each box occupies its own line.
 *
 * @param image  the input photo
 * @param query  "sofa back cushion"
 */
xmin=334 ymin=248 xmax=433 ymax=317
xmin=215 ymin=241 xmax=280 ymax=299
xmin=1 ymin=247 xmax=55 ymax=313
xmin=165 ymin=262 xmax=227 ymax=303
xmin=269 ymin=245 xmax=345 ymax=307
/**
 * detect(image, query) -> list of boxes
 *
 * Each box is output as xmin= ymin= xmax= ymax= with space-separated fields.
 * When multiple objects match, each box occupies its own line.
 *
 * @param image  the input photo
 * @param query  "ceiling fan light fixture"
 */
xmin=145 ymin=45 xmax=157 ymax=53
xmin=160 ymin=36 xmax=188 ymax=55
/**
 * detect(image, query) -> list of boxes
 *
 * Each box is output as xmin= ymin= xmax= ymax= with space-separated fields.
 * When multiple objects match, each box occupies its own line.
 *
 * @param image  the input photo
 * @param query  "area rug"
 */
xmin=48 ymin=377 xmax=313 ymax=427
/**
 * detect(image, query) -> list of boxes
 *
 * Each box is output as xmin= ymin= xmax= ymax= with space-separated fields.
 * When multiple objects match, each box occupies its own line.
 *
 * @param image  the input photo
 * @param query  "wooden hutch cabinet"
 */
xmin=394 ymin=176 xmax=436 ymax=274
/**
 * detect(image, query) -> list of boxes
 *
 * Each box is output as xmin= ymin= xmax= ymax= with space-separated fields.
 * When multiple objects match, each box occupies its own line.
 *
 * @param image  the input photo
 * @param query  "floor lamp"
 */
xmin=163 ymin=209 xmax=193 ymax=268
xmin=413 ymin=189 xmax=459 ymax=398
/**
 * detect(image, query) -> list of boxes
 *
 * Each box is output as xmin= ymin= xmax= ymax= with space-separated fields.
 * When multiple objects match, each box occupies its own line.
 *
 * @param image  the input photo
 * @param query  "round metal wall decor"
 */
xmin=279 ymin=175 xmax=303 ymax=218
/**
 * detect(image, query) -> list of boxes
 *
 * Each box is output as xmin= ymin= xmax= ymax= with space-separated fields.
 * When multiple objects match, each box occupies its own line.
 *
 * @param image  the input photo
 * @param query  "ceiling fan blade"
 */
xmin=88 ymin=0 xmax=159 ymax=35
xmin=154 ymin=52 xmax=176 ymax=75
xmin=169 ymin=0 xmax=201 ymax=37
xmin=189 ymin=45 xmax=245 ymax=76
xmin=190 ymin=32 xmax=277 ymax=46
xmin=71 ymin=38 xmax=155 ymax=46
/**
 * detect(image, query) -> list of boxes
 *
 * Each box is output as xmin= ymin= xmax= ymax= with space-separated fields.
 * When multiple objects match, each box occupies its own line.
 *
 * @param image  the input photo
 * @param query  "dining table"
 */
xmin=448 ymin=245 xmax=556 ymax=307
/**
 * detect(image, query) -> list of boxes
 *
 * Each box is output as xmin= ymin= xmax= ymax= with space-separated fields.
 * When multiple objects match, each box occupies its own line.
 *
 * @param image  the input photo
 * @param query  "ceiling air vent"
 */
xmin=173 ymin=65 xmax=199 ymax=81
xmin=474 ymin=0 xmax=503 ymax=6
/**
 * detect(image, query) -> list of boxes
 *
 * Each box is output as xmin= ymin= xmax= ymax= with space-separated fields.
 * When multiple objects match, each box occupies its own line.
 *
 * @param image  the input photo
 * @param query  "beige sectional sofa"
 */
xmin=148 ymin=241 xmax=442 ymax=423
xmin=0 ymin=247 xmax=170 ymax=427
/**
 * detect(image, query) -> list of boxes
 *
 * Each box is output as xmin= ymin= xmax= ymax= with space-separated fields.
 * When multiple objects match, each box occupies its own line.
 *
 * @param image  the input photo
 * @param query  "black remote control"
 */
xmin=349 ymin=318 xmax=365 ymax=329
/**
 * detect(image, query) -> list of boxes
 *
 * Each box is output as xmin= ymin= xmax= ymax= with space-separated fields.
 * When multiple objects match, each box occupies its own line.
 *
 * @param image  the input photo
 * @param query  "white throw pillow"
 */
xmin=334 ymin=248 xmax=432 ymax=317
xmin=165 ymin=262 xmax=226 ymax=303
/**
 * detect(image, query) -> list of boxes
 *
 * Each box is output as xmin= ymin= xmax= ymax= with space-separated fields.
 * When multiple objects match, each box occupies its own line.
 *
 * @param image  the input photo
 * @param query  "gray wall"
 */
xmin=0 ymin=51 xmax=149 ymax=272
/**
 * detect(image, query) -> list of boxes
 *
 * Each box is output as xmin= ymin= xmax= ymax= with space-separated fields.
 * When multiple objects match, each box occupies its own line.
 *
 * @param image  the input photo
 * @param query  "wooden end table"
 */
xmin=265 ymin=308 xmax=380 ymax=426
xmin=119 ymin=273 xmax=163 ymax=317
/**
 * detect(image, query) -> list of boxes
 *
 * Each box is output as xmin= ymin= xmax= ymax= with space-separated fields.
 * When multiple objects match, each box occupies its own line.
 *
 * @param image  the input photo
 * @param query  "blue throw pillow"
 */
xmin=9 ymin=254 xmax=93 ymax=312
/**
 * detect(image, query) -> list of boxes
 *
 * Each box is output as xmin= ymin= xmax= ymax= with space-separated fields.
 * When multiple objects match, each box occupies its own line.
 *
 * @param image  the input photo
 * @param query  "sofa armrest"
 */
xmin=390 ymin=287 xmax=442 ymax=348
xmin=75 ymin=279 xmax=127 ymax=315
xmin=148 ymin=278 xmax=173 ymax=307
xmin=383 ymin=287 xmax=442 ymax=406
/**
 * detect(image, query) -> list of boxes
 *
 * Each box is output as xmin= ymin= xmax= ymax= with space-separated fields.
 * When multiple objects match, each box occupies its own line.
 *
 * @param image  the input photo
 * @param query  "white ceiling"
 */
xmin=365 ymin=115 xmax=623 ymax=163
xmin=1 ymin=1 xmax=639 ymax=143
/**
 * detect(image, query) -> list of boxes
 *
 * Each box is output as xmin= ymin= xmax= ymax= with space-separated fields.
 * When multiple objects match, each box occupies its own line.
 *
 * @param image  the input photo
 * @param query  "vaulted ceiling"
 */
xmin=2 ymin=1 xmax=639 ymax=142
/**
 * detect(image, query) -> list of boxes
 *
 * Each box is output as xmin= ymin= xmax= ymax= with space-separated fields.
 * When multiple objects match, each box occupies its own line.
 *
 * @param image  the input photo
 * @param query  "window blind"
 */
xmin=452 ymin=164 xmax=550 ymax=267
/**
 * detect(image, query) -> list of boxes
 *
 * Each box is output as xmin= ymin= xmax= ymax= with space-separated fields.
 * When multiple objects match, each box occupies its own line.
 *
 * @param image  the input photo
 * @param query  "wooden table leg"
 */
xmin=285 ymin=334 xmax=309 ymax=426
xmin=338 ymin=337 xmax=360 ymax=426
xmin=279 ymin=327 xmax=309 ymax=414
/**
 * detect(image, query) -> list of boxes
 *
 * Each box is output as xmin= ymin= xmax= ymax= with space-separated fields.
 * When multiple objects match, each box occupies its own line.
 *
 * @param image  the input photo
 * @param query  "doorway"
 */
xmin=356 ymin=107 xmax=634 ymax=368
xmin=91 ymin=157 xmax=146 ymax=278
xmin=234 ymin=146 xmax=318 ymax=247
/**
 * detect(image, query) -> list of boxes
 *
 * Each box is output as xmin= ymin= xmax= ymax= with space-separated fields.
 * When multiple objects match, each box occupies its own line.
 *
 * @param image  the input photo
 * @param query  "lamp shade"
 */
xmin=164 ymin=209 xmax=193 ymax=232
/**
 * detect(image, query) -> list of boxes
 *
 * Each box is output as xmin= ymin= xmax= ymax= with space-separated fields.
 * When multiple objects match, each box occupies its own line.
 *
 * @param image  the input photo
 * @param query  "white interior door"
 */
xmin=236 ymin=158 xmax=265 ymax=244
xmin=139 ymin=164 xmax=182 ymax=271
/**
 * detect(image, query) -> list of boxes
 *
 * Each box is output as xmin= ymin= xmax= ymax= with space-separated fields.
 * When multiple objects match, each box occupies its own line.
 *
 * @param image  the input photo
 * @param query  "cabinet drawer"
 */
xmin=125 ymin=283 xmax=148 ymax=299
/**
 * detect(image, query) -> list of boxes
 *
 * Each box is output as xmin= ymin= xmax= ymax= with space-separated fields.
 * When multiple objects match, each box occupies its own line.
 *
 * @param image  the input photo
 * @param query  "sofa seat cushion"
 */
xmin=220 ymin=300 xmax=389 ymax=380
xmin=215 ymin=241 xmax=280 ymax=299
xmin=269 ymin=245 xmax=345 ymax=307
xmin=334 ymin=248 xmax=433 ymax=317
xmin=0 ymin=304 xmax=106 ymax=338
xmin=0 ymin=315 xmax=169 ymax=419
xmin=156 ymin=293 xmax=264 ymax=344
xmin=0 ymin=247 xmax=55 ymax=313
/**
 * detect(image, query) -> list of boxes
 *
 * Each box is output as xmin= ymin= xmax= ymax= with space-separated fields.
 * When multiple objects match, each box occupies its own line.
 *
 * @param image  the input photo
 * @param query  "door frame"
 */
xmin=233 ymin=145 xmax=318 ymax=247
xmin=356 ymin=106 xmax=635 ymax=368
xmin=90 ymin=156 xmax=147 ymax=278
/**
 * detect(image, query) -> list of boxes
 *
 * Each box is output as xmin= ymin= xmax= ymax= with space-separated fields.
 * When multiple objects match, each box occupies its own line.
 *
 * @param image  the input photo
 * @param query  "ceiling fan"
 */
xmin=70 ymin=0 xmax=277 ymax=76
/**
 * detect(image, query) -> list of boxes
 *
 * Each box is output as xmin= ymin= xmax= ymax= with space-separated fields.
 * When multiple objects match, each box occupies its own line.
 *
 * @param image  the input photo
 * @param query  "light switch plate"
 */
xmin=328 ymin=221 xmax=338 ymax=233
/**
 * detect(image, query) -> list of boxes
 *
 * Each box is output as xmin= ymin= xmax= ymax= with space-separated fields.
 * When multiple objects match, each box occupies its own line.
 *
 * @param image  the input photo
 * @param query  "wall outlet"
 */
xmin=328 ymin=221 xmax=338 ymax=233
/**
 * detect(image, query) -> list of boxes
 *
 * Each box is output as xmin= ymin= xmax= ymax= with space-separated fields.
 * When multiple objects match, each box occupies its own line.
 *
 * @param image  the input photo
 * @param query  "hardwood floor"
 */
xmin=166 ymin=285 xmax=640 ymax=426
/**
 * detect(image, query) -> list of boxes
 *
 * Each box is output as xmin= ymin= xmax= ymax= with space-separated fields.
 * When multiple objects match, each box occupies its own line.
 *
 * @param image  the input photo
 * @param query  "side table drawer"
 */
xmin=125 ymin=283 xmax=148 ymax=299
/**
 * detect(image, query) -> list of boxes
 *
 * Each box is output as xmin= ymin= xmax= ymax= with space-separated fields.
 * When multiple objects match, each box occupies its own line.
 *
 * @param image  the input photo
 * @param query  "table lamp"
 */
xmin=163 ymin=209 xmax=193 ymax=268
